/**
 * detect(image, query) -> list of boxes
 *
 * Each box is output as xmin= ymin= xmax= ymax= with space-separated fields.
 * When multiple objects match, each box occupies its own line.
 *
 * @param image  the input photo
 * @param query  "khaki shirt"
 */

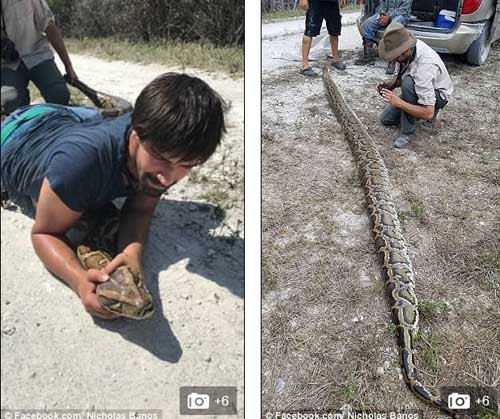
xmin=401 ymin=39 xmax=454 ymax=106
xmin=1 ymin=0 xmax=54 ymax=70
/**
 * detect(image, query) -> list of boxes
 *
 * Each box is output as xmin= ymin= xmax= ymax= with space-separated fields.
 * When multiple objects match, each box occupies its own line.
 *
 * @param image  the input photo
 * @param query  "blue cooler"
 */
xmin=435 ymin=10 xmax=456 ymax=29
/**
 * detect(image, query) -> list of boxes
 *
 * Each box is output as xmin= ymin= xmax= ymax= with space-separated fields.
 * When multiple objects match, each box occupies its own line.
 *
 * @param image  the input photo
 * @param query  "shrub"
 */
xmin=47 ymin=0 xmax=243 ymax=46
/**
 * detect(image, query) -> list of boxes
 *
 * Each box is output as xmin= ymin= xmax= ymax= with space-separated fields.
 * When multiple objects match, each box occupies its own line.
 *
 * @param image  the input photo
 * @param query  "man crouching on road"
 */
xmin=376 ymin=23 xmax=453 ymax=148
xmin=1 ymin=73 xmax=226 ymax=318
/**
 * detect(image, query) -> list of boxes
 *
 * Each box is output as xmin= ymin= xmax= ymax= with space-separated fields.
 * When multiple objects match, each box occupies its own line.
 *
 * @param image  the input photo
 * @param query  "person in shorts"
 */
xmin=300 ymin=0 xmax=347 ymax=77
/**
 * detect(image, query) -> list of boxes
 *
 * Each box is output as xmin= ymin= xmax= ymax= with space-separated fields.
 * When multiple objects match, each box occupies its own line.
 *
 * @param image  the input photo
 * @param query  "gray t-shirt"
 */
xmin=1 ymin=0 xmax=54 ymax=70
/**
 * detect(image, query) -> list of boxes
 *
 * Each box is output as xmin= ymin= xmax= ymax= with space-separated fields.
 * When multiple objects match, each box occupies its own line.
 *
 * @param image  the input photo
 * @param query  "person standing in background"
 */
xmin=299 ymin=0 xmax=348 ymax=77
xmin=1 ymin=0 xmax=78 ymax=115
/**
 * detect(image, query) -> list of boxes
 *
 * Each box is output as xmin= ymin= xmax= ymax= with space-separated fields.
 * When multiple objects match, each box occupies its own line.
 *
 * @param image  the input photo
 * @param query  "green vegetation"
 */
xmin=262 ymin=9 xmax=304 ymax=21
xmin=410 ymin=198 xmax=425 ymax=219
xmin=478 ymin=249 xmax=500 ymax=273
xmin=418 ymin=300 xmax=451 ymax=317
xmin=414 ymin=331 xmax=444 ymax=372
xmin=199 ymin=188 xmax=231 ymax=211
xmin=262 ymin=5 xmax=360 ymax=22
xmin=65 ymin=38 xmax=243 ymax=77
xmin=337 ymin=383 xmax=359 ymax=402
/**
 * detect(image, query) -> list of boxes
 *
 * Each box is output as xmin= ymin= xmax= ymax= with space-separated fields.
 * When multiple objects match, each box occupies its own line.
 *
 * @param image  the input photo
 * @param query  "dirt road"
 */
xmin=1 ymin=55 xmax=244 ymax=418
xmin=262 ymin=19 xmax=499 ymax=417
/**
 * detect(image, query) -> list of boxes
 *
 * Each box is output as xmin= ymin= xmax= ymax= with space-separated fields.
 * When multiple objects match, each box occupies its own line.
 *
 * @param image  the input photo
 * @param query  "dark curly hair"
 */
xmin=131 ymin=73 xmax=227 ymax=163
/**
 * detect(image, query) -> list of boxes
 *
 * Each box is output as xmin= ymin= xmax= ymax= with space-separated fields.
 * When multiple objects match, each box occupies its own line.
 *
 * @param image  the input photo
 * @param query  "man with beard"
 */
xmin=1 ymin=73 xmax=226 ymax=318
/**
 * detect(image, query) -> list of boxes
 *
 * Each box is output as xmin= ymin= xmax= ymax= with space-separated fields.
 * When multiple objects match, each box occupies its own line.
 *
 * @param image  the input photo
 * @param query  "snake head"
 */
xmin=97 ymin=266 xmax=154 ymax=320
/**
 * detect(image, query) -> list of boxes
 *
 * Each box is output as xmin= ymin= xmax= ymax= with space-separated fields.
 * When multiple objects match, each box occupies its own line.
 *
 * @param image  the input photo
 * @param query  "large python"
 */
xmin=322 ymin=66 xmax=454 ymax=416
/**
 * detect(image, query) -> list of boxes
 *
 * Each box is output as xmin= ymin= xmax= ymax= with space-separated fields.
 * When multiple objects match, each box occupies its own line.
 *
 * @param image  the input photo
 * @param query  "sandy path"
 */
xmin=1 ymin=54 xmax=244 ymax=417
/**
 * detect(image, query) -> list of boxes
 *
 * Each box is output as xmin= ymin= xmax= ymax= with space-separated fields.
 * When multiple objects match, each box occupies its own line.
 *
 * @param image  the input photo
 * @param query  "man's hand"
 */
xmin=65 ymin=66 xmax=79 ymax=83
xmin=378 ymin=14 xmax=391 ymax=26
xmin=77 ymin=269 xmax=121 ymax=319
xmin=299 ymin=0 xmax=309 ymax=11
xmin=376 ymin=78 xmax=397 ymax=93
xmin=104 ymin=251 xmax=143 ymax=279
xmin=340 ymin=0 xmax=348 ymax=8
xmin=381 ymin=88 xmax=403 ymax=107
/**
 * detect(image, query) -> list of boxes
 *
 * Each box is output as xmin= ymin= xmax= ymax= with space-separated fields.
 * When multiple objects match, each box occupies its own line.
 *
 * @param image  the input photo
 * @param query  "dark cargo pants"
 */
xmin=1 ymin=58 xmax=70 ymax=115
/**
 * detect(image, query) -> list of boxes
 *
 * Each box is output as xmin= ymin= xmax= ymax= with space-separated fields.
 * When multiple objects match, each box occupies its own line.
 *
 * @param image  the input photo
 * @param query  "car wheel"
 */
xmin=466 ymin=20 xmax=492 ymax=66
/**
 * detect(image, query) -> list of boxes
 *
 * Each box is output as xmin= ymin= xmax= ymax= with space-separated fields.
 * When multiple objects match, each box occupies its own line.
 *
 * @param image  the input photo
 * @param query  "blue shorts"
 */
xmin=304 ymin=0 xmax=342 ymax=37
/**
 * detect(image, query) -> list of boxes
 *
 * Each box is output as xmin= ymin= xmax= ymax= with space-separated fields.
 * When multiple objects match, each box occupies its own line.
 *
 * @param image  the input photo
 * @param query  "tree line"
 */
xmin=48 ymin=0 xmax=244 ymax=47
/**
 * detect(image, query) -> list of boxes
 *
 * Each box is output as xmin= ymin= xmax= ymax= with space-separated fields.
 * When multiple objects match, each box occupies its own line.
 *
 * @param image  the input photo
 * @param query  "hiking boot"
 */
xmin=354 ymin=43 xmax=378 ymax=65
xmin=393 ymin=133 xmax=415 ymax=149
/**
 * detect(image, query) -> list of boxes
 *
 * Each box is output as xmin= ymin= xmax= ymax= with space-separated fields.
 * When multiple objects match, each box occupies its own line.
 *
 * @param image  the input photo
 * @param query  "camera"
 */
xmin=1 ymin=36 xmax=19 ymax=62
xmin=448 ymin=392 xmax=471 ymax=410
xmin=377 ymin=82 xmax=395 ymax=96
xmin=187 ymin=392 xmax=210 ymax=409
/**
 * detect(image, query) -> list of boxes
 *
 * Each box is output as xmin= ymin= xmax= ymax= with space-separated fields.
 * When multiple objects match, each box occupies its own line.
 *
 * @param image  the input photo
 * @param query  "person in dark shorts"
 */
xmin=1 ymin=73 xmax=226 ymax=319
xmin=300 ymin=0 xmax=347 ymax=76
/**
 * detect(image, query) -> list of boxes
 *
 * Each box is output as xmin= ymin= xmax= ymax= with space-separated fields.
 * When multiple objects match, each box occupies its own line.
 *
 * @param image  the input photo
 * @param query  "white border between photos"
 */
xmin=244 ymin=0 xmax=262 ymax=417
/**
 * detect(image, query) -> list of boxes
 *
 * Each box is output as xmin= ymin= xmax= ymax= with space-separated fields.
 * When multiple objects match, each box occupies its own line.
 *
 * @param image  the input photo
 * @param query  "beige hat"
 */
xmin=378 ymin=22 xmax=417 ymax=61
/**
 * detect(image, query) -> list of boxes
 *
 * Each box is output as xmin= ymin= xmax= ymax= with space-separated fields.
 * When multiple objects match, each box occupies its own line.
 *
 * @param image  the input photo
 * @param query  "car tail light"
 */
xmin=462 ymin=0 xmax=481 ymax=14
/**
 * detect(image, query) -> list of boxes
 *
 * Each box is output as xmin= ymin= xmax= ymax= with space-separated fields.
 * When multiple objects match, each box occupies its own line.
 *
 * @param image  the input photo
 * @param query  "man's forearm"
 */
xmin=45 ymin=22 xmax=74 ymax=73
xmin=117 ymin=196 xmax=159 ymax=261
xmin=31 ymin=233 xmax=87 ymax=293
xmin=397 ymin=99 xmax=434 ymax=120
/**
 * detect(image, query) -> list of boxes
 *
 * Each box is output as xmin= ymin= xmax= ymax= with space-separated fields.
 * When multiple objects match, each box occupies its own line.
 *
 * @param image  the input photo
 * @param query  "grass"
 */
xmin=64 ymin=37 xmax=243 ymax=77
xmin=418 ymin=300 xmax=451 ymax=318
xmin=414 ymin=331 xmax=445 ymax=373
xmin=262 ymin=5 xmax=360 ymax=22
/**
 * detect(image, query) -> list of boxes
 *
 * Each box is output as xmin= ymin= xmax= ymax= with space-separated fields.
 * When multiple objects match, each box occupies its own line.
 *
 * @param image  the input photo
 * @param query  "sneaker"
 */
xmin=386 ymin=61 xmax=396 ymax=74
xmin=393 ymin=133 xmax=415 ymax=149
xmin=300 ymin=67 xmax=317 ymax=77
xmin=331 ymin=59 xmax=346 ymax=70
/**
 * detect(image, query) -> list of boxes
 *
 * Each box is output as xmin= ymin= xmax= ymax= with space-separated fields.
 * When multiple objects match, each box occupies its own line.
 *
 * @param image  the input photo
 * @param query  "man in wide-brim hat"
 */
xmin=376 ymin=22 xmax=453 ymax=148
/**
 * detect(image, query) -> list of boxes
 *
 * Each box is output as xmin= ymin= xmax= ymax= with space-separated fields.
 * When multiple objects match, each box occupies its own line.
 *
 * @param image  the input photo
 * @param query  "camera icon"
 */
xmin=187 ymin=392 xmax=210 ymax=409
xmin=448 ymin=393 xmax=471 ymax=410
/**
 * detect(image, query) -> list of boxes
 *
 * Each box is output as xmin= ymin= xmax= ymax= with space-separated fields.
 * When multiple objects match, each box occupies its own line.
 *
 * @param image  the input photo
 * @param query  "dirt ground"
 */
xmin=262 ymin=35 xmax=500 ymax=419
xmin=1 ymin=55 xmax=243 ymax=417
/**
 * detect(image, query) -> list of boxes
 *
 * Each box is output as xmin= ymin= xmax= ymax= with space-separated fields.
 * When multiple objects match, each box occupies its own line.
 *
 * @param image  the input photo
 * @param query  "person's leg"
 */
xmin=399 ymin=75 xmax=419 ymax=135
xmin=29 ymin=59 xmax=70 ymax=106
xmin=380 ymin=104 xmax=401 ymax=127
xmin=302 ymin=0 xmax=322 ymax=73
xmin=361 ymin=14 xmax=382 ymax=45
xmin=354 ymin=14 xmax=380 ymax=64
xmin=390 ymin=14 xmax=409 ymax=26
xmin=1 ymin=64 xmax=30 ymax=115
xmin=302 ymin=35 xmax=314 ymax=70
xmin=324 ymin=1 xmax=345 ymax=69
